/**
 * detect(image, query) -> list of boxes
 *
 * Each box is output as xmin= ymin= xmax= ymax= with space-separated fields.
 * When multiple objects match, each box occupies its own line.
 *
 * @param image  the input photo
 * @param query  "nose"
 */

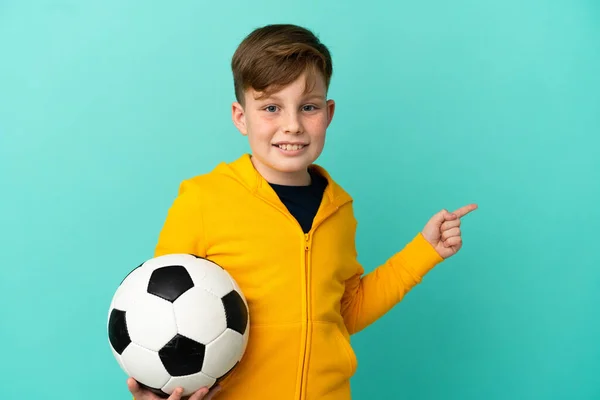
xmin=282 ymin=110 xmax=302 ymax=134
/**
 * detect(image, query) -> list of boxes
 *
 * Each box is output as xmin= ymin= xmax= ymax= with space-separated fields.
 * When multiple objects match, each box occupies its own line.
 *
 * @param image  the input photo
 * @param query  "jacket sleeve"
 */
xmin=341 ymin=228 xmax=444 ymax=335
xmin=153 ymin=180 xmax=207 ymax=258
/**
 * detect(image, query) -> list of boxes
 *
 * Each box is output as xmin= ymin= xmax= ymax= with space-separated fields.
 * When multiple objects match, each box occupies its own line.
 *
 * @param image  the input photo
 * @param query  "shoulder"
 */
xmin=174 ymin=156 xmax=251 ymax=199
xmin=175 ymin=172 xmax=229 ymax=200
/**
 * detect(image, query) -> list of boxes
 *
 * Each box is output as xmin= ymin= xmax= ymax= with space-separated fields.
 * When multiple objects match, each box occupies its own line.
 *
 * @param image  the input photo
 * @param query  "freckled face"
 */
xmin=231 ymin=72 xmax=335 ymax=185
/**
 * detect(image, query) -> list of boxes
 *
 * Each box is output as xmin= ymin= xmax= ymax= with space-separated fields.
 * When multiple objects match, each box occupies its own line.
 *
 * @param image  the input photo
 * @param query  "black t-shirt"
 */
xmin=269 ymin=168 xmax=328 ymax=233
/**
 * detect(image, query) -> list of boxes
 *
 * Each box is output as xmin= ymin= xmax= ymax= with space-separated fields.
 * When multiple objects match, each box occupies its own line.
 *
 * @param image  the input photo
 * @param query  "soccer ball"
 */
xmin=107 ymin=253 xmax=249 ymax=398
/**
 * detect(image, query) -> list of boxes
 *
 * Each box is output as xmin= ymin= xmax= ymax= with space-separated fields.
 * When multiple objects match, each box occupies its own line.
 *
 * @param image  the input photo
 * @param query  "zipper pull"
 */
xmin=304 ymin=233 xmax=310 ymax=251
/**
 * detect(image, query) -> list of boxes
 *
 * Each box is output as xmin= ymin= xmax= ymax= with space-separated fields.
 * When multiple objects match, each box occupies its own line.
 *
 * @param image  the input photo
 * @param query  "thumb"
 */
xmin=127 ymin=378 xmax=141 ymax=396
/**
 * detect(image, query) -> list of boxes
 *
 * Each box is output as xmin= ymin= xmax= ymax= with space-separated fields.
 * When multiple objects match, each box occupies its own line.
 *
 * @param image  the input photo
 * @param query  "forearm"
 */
xmin=342 ymin=233 xmax=443 ymax=334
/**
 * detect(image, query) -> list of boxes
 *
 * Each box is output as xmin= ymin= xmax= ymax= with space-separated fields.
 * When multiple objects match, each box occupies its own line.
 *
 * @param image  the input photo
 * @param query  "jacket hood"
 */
xmin=211 ymin=153 xmax=353 ymax=208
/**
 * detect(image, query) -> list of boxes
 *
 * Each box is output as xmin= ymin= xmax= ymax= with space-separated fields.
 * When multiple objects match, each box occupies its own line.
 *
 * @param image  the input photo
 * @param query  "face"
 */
xmin=231 ymin=72 xmax=335 ymax=186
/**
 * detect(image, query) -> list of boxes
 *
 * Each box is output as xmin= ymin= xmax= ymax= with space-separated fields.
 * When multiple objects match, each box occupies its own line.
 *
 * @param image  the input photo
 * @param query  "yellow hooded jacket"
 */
xmin=153 ymin=154 xmax=444 ymax=399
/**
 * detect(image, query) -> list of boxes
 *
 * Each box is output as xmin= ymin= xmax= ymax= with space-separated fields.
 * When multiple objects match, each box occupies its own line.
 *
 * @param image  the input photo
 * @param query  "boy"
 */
xmin=128 ymin=23 xmax=477 ymax=400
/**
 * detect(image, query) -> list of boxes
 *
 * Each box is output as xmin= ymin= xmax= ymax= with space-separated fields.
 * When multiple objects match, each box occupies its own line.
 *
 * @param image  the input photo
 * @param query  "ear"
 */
xmin=231 ymin=101 xmax=248 ymax=135
xmin=326 ymin=99 xmax=335 ymax=128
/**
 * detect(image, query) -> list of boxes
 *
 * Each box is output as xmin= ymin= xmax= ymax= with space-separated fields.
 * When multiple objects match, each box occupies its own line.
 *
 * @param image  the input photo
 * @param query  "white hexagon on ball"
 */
xmin=202 ymin=328 xmax=245 ymax=378
xmin=126 ymin=293 xmax=177 ymax=352
xmin=121 ymin=343 xmax=171 ymax=389
xmin=185 ymin=257 xmax=235 ymax=298
xmin=173 ymin=287 xmax=227 ymax=344
xmin=163 ymin=371 xmax=216 ymax=397
xmin=111 ymin=264 xmax=154 ymax=311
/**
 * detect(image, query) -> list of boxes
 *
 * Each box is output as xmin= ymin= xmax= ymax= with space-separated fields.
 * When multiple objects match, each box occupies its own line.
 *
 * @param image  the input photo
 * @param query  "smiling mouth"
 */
xmin=274 ymin=144 xmax=307 ymax=151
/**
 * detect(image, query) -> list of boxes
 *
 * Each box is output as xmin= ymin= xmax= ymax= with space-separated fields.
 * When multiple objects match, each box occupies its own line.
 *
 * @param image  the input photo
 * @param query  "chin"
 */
xmin=274 ymin=157 xmax=315 ymax=172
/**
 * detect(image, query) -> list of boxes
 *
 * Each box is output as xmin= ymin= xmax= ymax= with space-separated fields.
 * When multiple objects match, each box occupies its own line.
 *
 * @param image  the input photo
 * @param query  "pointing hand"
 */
xmin=421 ymin=204 xmax=478 ymax=259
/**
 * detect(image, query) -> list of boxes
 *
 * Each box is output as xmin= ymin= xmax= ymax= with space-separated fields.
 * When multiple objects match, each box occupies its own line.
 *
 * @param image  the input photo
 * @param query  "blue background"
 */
xmin=1 ymin=1 xmax=599 ymax=399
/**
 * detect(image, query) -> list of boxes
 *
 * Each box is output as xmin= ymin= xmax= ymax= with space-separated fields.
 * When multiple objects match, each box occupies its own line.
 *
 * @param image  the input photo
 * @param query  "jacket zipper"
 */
xmin=298 ymin=232 xmax=311 ymax=399
xmin=254 ymin=189 xmax=350 ymax=399
xmin=256 ymin=197 xmax=314 ymax=399
xmin=297 ymin=204 xmax=347 ymax=399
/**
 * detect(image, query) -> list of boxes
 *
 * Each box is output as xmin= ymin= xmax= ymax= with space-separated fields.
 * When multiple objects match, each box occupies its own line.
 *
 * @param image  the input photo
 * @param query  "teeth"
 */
xmin=278 ymin=144 xmax=304 ymax=151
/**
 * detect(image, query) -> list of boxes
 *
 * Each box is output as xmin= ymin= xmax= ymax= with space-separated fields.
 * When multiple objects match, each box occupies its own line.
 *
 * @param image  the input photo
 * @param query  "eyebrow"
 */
xmin=303 ymin=93 xmax=326 ymax=101
xmin=257 ymin=93 xmax=326 ymax=102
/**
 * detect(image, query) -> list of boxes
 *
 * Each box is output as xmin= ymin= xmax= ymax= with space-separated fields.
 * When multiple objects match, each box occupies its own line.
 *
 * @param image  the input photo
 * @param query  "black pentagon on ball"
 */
xmin=222 ymin=290 xmax=248 ymax=335
xmin=108 ymin=309 xmax=131 ymax=355
xmin=147 ymin=265 xmax=194 ymax=302
xmin=159 ymin=334 xmax=206 ymax=376
xmin=137 ymin=381 xmax=169 ymax=399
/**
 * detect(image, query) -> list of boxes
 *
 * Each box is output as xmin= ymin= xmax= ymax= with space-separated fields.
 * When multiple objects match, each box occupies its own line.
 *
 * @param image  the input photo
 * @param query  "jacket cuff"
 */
xmin=396 ymin=233 xmax=444 ymax=279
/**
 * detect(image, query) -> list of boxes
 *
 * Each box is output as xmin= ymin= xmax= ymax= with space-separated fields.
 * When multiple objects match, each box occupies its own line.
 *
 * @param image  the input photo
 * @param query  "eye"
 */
xmin=302 ymin=104 xmax=318 ymax=112
xmin=264 ymin=105 xmax=278 ymax=113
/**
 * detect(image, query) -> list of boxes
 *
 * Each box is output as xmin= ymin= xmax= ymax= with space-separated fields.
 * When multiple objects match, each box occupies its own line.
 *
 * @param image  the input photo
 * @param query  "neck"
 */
xmin=250 ymin=156 xmax=311 ymax=186
xmin=269 ymin=172 xmax=311 ymax=186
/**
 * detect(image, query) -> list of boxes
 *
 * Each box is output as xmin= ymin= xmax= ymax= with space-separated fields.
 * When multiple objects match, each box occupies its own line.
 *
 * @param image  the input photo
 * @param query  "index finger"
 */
xmin=452 ymin=203 xmax=478 ymax=218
